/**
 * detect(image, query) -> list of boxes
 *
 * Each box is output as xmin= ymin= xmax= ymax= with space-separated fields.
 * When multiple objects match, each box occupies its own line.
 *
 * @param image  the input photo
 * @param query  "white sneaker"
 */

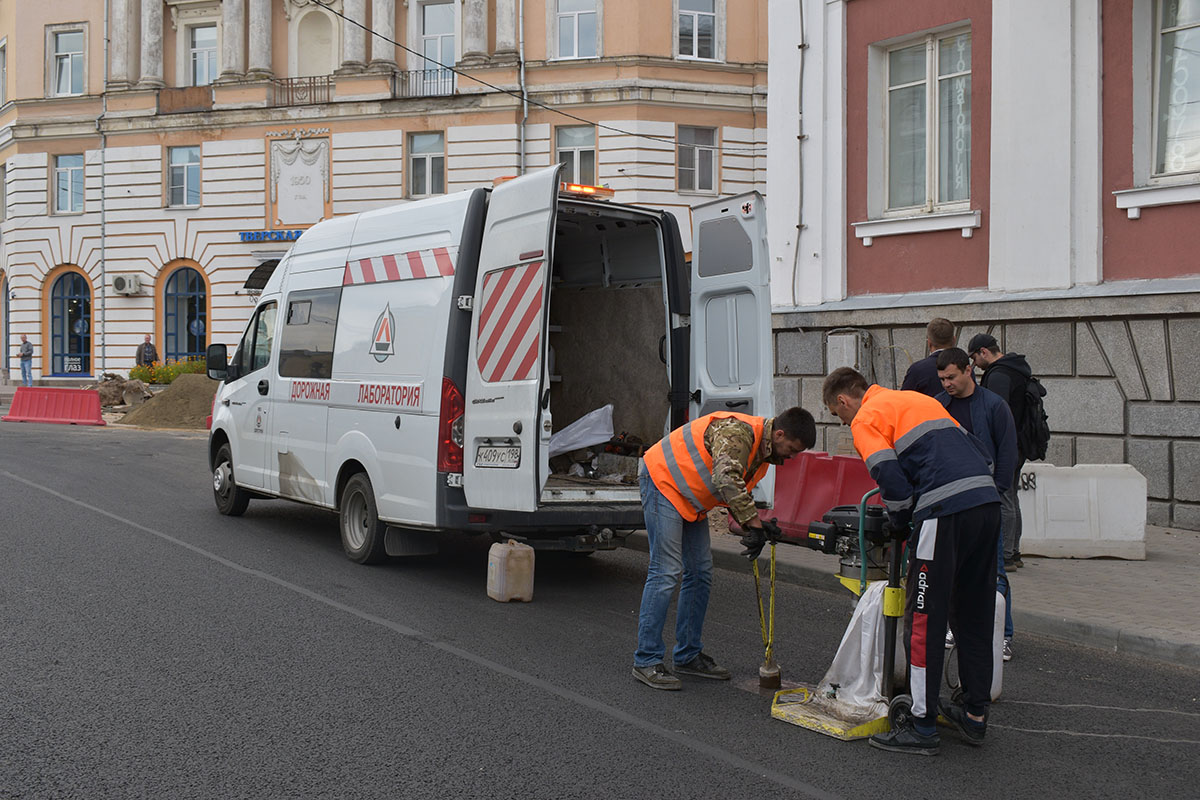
xmin=1003 ymin=639 xmax=1013 ymax=662
xmin=945 ymin=629 xmax=956 ymax=649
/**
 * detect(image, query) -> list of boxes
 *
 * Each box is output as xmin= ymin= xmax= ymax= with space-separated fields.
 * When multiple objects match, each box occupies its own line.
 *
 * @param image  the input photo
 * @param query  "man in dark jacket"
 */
xmin=135 ymin=334 xmax=159 ymax=367
xmin=937 ymin=347 xmax=1016 ymax=662
xmin=901 ymin=317 xmax=956 ymax=397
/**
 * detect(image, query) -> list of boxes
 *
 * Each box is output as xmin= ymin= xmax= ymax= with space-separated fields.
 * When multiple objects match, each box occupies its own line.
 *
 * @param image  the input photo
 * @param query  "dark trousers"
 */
xmin=904 ymin=502 xmax=1001 ymax=723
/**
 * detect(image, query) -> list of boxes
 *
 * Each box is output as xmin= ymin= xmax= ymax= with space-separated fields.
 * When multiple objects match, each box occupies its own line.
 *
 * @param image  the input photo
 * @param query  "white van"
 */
xmin=206 ymin=165 xmax=774 ymax=563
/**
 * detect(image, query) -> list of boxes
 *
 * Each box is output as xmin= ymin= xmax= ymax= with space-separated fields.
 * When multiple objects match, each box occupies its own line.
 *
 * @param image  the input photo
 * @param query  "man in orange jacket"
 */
xmin=824 ymin=367 xmax=1000 ymax=755
xmin=632 ymin=407 xmax=816 ymax=690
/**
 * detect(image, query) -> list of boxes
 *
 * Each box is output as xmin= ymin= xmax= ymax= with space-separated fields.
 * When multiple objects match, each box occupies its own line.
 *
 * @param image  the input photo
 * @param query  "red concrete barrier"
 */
xmin=741 ymin=451 xmax=882 ymax=542
xmin=2 ymin=386 xmax=106 ymax=426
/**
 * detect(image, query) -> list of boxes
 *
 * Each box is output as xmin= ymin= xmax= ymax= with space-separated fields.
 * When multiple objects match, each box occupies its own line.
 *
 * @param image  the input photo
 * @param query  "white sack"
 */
xmin=818 ymin=581 xmax=907 ymax=720
xmin=548 ymin=404 xmax=614 ymax=458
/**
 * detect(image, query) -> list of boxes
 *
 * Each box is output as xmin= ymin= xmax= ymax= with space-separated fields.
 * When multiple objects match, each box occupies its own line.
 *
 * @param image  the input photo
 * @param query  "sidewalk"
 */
xmin=626 ymin=524 xmax=1200 ymax=669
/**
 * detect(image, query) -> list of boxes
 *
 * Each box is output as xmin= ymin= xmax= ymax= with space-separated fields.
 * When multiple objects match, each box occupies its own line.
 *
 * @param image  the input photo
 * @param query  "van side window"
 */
xmin=279 ymin=288 xmax=341 ymax=379
xmin=250 ymin=302 xmax=278 ymax=373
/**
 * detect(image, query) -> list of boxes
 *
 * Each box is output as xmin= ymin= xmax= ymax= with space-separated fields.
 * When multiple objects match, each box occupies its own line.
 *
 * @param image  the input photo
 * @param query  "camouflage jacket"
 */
xmin=703 ymin=416 xmax=780 ymax=526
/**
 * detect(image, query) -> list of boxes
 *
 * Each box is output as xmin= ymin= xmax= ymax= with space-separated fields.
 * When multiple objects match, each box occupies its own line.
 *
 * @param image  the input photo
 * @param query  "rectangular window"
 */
xmin=421 ymin=2 xmax=455 ymax=94
xmin=279 ymin=288 xmax=341 ymax=379
xmin=886 ymin=31 xmax=971 ymax=211
xmin=556 ymin=126 xmax=596 ymax=185
xmin=679 ymin=0 xmax=716 ymax=60
xmin=168 ymin=146 xmax=202 ymax=207
xmin=1155 ymin=3 xmax=1200 ymax=175
xmin=1 ymin=45 xmax=7 ymax=104
xmin=54 ymin=154 xmax=84 ymax=213
xmin=409 ymin=132 xmax=445 ymax=197
xmin=558 ymin=0 xmax=597 ymax=59
xmin=53 ymin=30 xmax=85 ymax=96
xmin=0 ymin=165 xmax=6 ymax=221
xmin=189 ymin=25 xmax=218 ymax=86
xmin=678 ymin=126 xmax=716 ymax=193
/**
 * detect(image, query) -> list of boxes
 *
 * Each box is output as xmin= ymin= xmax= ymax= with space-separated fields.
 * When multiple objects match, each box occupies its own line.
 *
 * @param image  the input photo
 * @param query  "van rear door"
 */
xmin=689 ymin=192 xmax=776 ymax=504
xmin=463 ymin=165 xmax=561 ymax=512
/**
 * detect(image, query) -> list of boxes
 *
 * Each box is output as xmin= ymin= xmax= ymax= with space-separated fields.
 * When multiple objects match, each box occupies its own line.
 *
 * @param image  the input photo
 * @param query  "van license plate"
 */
xmin=475 ymin=446 xmax=521 ymax=469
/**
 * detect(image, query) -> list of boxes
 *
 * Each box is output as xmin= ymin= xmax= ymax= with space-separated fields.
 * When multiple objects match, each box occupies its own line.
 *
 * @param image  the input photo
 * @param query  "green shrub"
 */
xmin=129 ymin=358 xmax=207 ymax=385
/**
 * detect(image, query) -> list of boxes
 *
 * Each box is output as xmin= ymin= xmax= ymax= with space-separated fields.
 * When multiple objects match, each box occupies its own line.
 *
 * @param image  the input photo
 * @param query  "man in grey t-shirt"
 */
xmin=19 ymin=334 xmax=33 ymax=386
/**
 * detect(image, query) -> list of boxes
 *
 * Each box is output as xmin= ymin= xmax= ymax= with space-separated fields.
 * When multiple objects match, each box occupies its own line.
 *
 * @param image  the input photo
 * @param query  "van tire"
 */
xmin=339 ymin=473 xmax=388 ymax=565
xmin=213 ymin=443 xmax=251 ymax=517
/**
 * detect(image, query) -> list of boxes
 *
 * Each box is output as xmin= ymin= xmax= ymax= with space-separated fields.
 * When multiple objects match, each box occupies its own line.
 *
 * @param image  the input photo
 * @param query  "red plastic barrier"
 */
xmin=755 ymin=451 xmax=882 ymax=541
xmin=2 ymin=387 xmax=106 ymax=426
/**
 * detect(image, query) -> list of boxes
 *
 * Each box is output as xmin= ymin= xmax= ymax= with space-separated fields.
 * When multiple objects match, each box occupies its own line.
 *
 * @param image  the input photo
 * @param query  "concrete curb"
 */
xmin=623 ymin=531 xmax=1200 ymax=670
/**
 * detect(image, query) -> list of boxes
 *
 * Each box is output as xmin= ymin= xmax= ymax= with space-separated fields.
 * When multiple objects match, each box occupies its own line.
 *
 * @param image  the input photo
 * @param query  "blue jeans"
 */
xmin=634 ymin=467 xmax=713 ymax=668
xmin=20 ymin=359 xmax=32 ymax=387
xmin=996 ymin=524 xmax=1014 ymax=639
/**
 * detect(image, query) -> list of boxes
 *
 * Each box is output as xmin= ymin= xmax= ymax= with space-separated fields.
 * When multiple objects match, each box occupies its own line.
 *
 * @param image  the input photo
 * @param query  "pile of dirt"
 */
xmin=90 ymin=373 xmax=151 ymax=407
xmin=119 ymin=373 xmax=217 ymax=429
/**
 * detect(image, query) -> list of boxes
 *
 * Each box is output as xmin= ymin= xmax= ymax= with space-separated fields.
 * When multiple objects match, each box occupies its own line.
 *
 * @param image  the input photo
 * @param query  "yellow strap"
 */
xmin=752 ymin=543 xmax=777 ymax=665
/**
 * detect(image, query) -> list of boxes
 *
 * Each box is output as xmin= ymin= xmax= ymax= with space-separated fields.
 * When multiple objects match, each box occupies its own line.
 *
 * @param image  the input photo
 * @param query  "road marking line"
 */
xmin=4 ymin=471 xmax=840 ymax=800
xmin=989 ymin=725 xmax=1200 ymax=746
xmin=1002 ymin=699 xmax=1200 ymax=718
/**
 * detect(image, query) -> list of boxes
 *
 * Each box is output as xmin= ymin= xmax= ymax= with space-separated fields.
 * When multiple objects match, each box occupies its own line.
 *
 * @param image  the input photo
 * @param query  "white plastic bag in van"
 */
xmin=548 ymin=404 xmax=614 ymax=458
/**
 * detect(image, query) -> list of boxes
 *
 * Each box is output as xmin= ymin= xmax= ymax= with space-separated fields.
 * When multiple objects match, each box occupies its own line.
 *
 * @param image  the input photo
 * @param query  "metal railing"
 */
xmin=393 ymin=69 xmax=455 ymax=98
xmin=271 ymin=76 xmax=333 ymax=106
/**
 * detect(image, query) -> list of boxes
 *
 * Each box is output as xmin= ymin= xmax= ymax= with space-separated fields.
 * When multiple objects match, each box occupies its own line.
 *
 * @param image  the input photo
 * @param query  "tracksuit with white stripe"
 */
xmin=851 ymin=385 xmax=1002 ymax=725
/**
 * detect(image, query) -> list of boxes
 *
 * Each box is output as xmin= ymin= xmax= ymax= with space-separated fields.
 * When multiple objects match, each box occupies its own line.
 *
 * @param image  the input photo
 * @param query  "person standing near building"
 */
xmin=901 ymin=317 xmax=957 ymax=397
xmin=823 ymin=367 xmax=1001 ymax=754
xmin=968 ymin=333 xmax=1033 ymax=569
xmin=135 ymin=334 xmax=159 ymax=367
xmin=936 ymin=347 xmax=1017 ymax=662
xmin=18 ymin=334 xmax=34 ymax=387
xmin=633 ymin=407 xmax=816 ymax=690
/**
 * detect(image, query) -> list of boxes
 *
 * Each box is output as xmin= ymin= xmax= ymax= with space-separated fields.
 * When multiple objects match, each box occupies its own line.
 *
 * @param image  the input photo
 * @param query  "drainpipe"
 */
xmin=98 ymin=1 xmax=109 ymax=375
xmin=518 ymin=0 xmax=527 ymax=174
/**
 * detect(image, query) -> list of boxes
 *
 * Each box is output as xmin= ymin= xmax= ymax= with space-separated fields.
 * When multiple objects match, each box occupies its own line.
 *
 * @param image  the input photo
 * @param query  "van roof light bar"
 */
xmin=491 ymin=176 xmax=615 ymax=200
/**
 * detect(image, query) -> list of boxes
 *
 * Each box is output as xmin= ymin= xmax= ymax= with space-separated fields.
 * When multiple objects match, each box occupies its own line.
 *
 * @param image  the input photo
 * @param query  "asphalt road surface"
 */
xmin=2 ymin=424 xmax=1198 ymax=799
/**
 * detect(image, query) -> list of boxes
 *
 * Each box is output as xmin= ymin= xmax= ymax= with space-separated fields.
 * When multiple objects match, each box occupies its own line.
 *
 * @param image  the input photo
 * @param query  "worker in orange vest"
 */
xmin=632 ymin=407 xmax=816 ymax=690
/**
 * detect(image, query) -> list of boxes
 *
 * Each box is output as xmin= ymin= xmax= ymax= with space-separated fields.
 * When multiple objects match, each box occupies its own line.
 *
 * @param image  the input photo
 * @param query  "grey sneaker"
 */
xmin=1003 ymin=638 xmax=1013 ymax=662
xmin=938 ymin=700 xmax=986 ymax=746
xmin=945 ymin=629 xmax=956 ymax=649
xmin=868 ymin=722 xmax=940 ymax=755
xmin=633 ymin=663 xmax=682 ymax=690
xmin=673 ymin=652 xmax=731 ymax=680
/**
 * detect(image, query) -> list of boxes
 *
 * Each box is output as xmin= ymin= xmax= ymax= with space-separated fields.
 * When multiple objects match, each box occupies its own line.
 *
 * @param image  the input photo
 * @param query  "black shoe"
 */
xmin=632 ymin=663 xmax=682 ymax=690
xmin=673 ymin=652 xmax=731 ymax=680
xmin=869 ymin=722 xmax=940 ymax=756
xmin=938 ymin=700 xmax=986 ymax=746
xmin=1012 ymin=554 xmax=1025 ymax=568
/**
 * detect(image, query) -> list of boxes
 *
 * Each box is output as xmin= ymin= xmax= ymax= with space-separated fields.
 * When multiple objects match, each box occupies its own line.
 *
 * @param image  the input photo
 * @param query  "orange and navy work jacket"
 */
xmin=852 ymin=385 xmax=999 ymax=527
xmin=642 ymin=412 xmax=771 ymax=523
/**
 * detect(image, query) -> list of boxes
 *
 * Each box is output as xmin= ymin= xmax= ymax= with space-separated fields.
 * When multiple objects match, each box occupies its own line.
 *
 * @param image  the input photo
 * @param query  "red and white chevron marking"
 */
xmin=476 ymin=261 xmax=545 ymax=383
xmin=342 ymin=246 xmax=456 ymax=286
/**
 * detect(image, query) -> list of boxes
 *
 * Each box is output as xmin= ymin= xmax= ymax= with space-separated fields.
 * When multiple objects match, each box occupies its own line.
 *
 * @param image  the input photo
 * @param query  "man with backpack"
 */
xmin=968 ymin=333 xmax=1050 ymax=569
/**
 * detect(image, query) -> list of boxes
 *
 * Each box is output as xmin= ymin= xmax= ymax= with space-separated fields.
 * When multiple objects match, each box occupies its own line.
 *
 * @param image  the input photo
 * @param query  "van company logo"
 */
xmin=370 ymin=304 xmax=396 ymax=362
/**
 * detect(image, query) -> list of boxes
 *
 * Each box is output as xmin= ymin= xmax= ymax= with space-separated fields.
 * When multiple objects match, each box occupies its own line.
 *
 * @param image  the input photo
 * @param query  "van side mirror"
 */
xmin=206 ymin=343 xmax=229 ymax=381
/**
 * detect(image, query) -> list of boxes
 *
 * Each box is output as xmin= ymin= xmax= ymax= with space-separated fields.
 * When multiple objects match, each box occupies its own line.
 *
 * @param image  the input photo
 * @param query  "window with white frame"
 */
xmin=409 ymin=132 xmax=445 ymax=197
xmin=557 ymin=0 xmax=597 ymax=59
xmin=0 ymin=165 xmax=6 ymax=222
xmin=1154 ymin=3 xmax=1200 ymax=175
xmin=885 ymin=30 xmax=971 ymax=212
xmin=678 ymin=126 xmax=717 ymax=193
xmin=168 ymin=146 xmax=201 ymax=207
xmin=51 ymin=28 xmax=85 ymax=96
xmin=1 ymin=43 xmax=7 ymax=105
xmin=54 ymin=154 xmax=84 ymax=213
xmin=678 ymin=0 xmax=716 ymax=60
xmin=422 ymin=3 xmax=455 ymax=77
xmin=556 ymin=126 xmax=596 ymax=185
xmin=189 ymin=25 xmax=218 ymax=86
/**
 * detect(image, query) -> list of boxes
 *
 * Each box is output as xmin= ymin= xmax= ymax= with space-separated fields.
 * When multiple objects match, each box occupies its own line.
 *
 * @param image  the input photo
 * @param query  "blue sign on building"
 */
xmin=238 ymin=230 xmax=304 ymax=243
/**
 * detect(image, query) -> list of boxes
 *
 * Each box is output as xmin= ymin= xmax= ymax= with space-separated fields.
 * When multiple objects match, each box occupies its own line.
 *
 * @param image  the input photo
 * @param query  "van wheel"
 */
xmin=213 ymin=443 xmax=251 ymax=516
xmin=339 ymin=473 xmax=388 ymax=565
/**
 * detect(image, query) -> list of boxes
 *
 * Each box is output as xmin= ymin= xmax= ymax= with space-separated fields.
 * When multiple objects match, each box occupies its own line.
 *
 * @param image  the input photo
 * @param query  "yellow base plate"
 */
xmin=770 ymin=685 xmax=890 ymax=741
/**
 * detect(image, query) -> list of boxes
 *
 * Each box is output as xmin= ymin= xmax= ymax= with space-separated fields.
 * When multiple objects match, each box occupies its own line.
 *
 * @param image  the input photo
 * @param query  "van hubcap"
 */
xmin=342 ymin=491 xmax=368 ymax=550
xmin=213 ymin=463 xmax=231 ymax=496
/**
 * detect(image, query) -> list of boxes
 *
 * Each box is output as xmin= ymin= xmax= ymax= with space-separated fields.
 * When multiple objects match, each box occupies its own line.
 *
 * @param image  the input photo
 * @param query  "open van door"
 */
xmin=463 ymin=165 xmax=561 ymax=512
xmin=689 ymin=192 xmax=776 ymax=505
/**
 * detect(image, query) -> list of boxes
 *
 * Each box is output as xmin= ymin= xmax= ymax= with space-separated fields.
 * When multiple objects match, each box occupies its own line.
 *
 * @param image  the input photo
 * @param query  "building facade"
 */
xmin=0 ymin=0 xmax=766 ymax=380
xmin=769 ymin=0 xmax=1200 ymax=529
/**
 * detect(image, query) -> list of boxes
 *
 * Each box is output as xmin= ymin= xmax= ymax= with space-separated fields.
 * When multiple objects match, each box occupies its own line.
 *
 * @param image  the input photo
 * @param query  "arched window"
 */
xmin=164 ymin=266 xmax=207 ymax=362
xmin=50 ymin=271 xmax=91 ymax=375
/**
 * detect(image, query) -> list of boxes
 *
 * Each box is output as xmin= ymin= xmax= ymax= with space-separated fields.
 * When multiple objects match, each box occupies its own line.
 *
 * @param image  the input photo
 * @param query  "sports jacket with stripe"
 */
xmin=851 ymin=385 xmax=999 ymax=529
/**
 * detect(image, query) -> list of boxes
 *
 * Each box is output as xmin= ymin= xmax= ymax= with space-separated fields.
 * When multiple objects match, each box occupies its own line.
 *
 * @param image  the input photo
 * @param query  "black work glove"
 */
xmin=883 ymin=519 xmax=910 ymax=542
xmin=739 ymin=526 xmax=768 ymax=560
xmin=761 ymin=518 xmax=783 ymax=542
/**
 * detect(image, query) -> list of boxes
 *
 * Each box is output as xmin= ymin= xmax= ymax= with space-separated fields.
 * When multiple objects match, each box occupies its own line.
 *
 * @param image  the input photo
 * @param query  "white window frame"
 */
xmin=170 ymin=1 xmax=222 ymax=87
xmin=187 ymin=24 xmax=219 ymax=86
xmin=45 ymin=23 xmax=87 ymax=97
xmin=555 ymin=126 xmax=597 ymax=185
xmin=0 ymin=40 xmax=8 ymax=106
xmin=408 ymin=132 xmax=446 ymax=198
xmin=677 ymin=125 xmax=718 ymax=195
xmin=549 ymin=0 xmax=601 ymax=60
xmin=53 ymin=154 xmax=85 ymax=215
xmin=407 ymin=1 xmax=458 ymax=72
xmin=1151 ymin=1 xmax=1200 ymax=179
xmin=673 ymin=0 xmax=725 ymax=63
xmin=167 ymin=146 xmax=202 ymax=208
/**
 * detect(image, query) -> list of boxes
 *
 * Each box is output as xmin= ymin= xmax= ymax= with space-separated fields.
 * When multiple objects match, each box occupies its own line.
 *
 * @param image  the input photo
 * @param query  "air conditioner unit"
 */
xmin=112 ymin=274 xmax=142 ymax=295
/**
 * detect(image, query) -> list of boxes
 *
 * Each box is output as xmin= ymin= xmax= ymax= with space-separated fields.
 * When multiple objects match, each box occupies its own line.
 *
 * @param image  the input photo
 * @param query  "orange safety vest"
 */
xmin=643 ymin=412 xmax=770 ymax=522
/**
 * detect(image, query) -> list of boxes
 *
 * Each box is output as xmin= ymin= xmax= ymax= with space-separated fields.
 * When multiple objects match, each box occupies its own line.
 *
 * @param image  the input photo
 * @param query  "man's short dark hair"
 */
xmin=822 ymin=367 xmax=869 ymax=407
xmin=967 ymin=332 xmax=1000 ymax=357
xmin=926 ymin=317 xmax=956 ymax=349
xmin=936 ymin=347 xmax=971 ymax=372
xmin=773 ymin=407 xmax=817 ymax=449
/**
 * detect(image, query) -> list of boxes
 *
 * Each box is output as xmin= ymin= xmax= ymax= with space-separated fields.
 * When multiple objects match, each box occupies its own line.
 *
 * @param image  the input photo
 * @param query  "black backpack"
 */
xmin=1017 ymin=376 xmax=1051 ymax=461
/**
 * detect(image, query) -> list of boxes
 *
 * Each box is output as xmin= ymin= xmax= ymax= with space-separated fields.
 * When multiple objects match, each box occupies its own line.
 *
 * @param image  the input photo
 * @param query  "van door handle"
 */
xmin=222 ymin=399 xmax=231 ymax=406
xmin=725 ymin=400 xmax=749 ymax=408
xmin=258 ymin=380 xmax=269 ymax=395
